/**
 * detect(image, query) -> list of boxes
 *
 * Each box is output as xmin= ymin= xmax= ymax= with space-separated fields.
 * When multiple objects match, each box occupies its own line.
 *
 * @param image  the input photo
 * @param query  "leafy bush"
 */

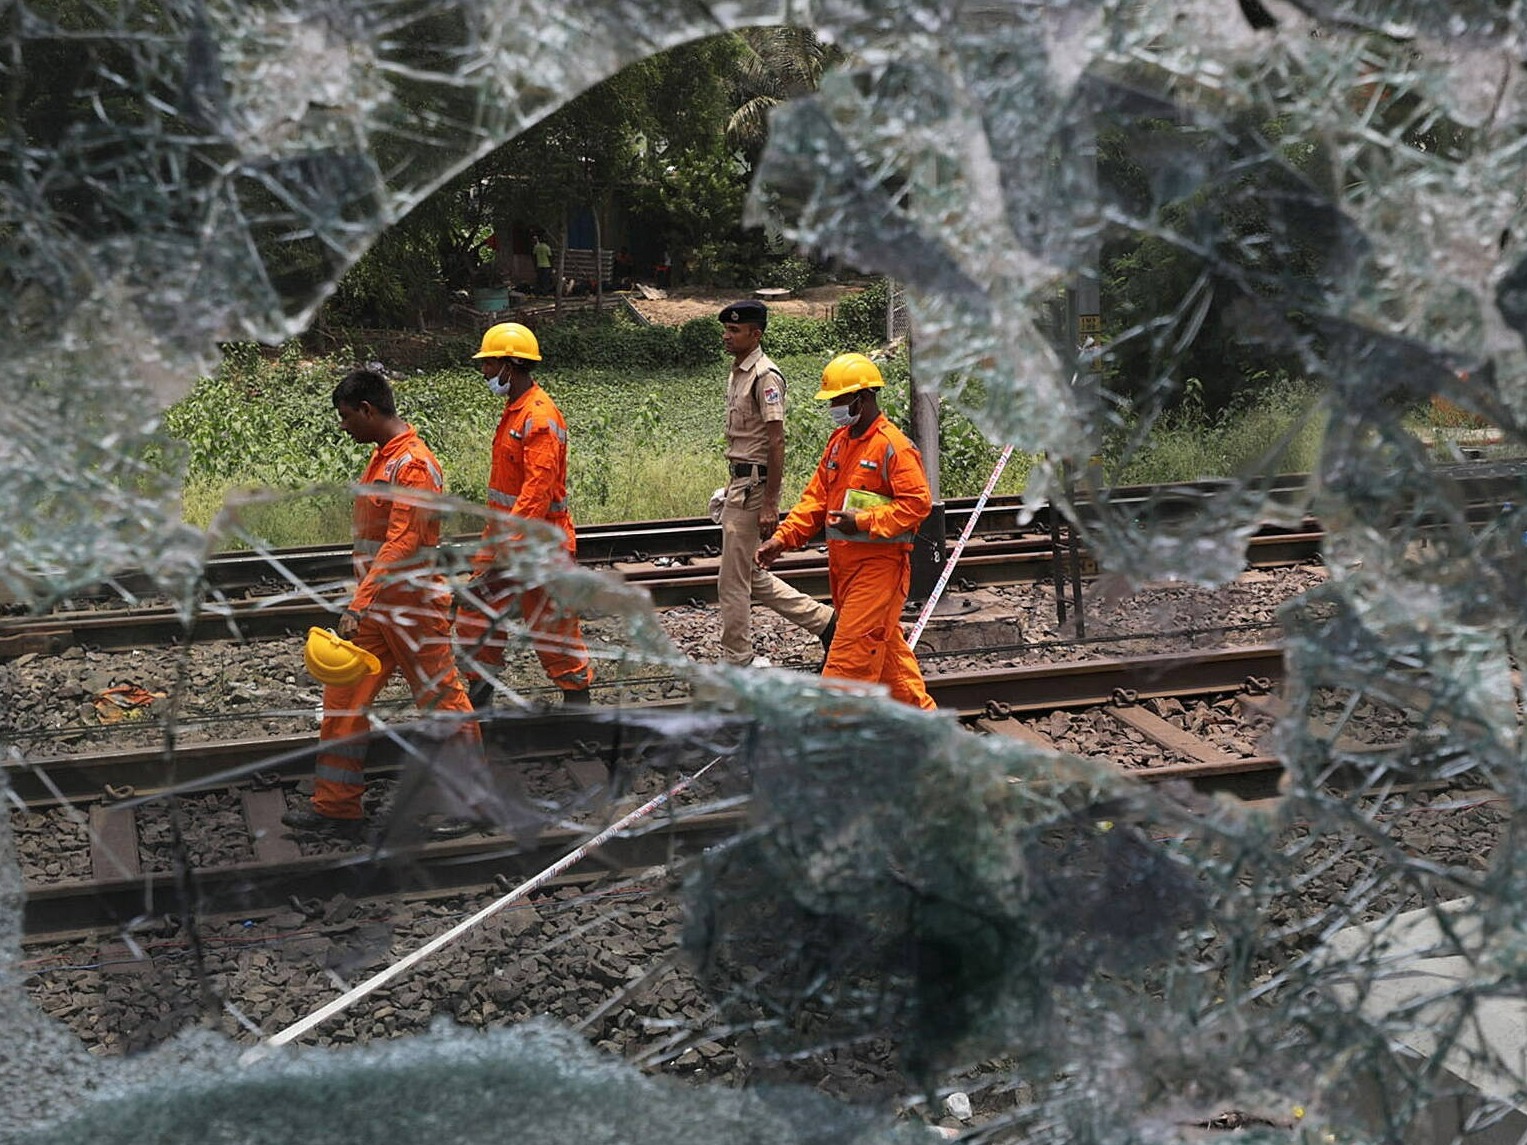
xmin=677 ymin=316 xmax=726 ymax=366
xmin=165 ymin=344 xmax=364 ymax=486
xmin=766 ymin=255 xmax=815 ymax=293
xmin=830 ymin=278 xmax=890 ymax=349
xmin=536 ymin=313 xmax=728 ymax=371
xmin=763 ymin=315 xmax=837 ymax=358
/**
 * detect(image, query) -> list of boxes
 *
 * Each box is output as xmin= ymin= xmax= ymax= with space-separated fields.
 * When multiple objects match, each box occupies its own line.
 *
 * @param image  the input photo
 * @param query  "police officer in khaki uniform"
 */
xmin=717 ymin=300 xmax=835 ymax=667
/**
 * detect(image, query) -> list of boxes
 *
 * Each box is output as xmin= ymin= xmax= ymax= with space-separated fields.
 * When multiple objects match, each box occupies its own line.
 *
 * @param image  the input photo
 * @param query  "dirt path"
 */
xmin=625 ymin=283 xmax=865 ymax=326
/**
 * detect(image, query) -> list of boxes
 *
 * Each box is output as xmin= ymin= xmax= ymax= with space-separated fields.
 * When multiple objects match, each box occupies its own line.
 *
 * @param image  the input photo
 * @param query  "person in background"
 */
xmin=716 ymin=299 xmax=836 ymax=668
xmin=532 ymin=234 xmax=553 ymax=295
xmin=283 ymin=369 xmax=483 ymax=833
xmin=756 ymin=353 xmax=935 ymax=710
xmin=612 ymin=247 xmax=634 ymax=290
xmin=455 ymin=322 xmax=593 ymax=707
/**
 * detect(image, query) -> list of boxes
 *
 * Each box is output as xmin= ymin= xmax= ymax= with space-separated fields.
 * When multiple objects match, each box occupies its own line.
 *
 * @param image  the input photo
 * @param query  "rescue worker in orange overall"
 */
xmin=455 ymin=322 xmax=594 ymax=708
xmin=756 ymin=354 xmax=936 ymax=710
xmin=283 ymin=369 xmax=484 ymax=833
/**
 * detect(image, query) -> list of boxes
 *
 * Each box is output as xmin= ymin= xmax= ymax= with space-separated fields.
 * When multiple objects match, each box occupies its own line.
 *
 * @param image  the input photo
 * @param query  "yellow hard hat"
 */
xmin=304 ymin=627 xmax=382 ymax=687
xmin=815 ymin=352 xmax=884 ymax=400
xmin=472 ymin=322 xmax=541 ymax=361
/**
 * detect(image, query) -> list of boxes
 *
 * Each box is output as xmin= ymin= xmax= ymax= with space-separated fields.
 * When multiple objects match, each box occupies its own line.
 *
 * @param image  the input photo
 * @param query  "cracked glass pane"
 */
xmin=5 ymin=1 xmax=1527 ymax=1143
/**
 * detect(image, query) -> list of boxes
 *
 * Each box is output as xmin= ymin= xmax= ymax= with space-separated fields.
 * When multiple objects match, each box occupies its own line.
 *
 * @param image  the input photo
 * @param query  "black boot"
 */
xmin=467 ymin=677 xmax=495 ymax=711
xmin=818 ymin=613 xmax=838 ymax=652
xmin=281 ymin=806 xmax=365 ymax=838
xmin=562 ymin=687 xmax=591 ymax=706
xmin=817 ymin=613 xmax=838 ymax=672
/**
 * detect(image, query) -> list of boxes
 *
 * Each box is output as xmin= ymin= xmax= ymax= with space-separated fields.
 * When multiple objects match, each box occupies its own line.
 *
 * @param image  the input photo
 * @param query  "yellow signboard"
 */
xmin=1077 ymin=314 xmax=1101 ymax=334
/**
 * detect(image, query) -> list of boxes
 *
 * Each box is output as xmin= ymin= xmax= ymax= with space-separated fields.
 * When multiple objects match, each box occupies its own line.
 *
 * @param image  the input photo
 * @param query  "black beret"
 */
xmin=719 ymin=299 xmax=768 ymax=327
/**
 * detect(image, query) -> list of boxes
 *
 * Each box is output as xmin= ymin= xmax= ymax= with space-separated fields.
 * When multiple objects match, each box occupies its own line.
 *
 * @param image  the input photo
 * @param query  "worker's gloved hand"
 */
xmin=337 ymin=608 xmax=361 ymax=639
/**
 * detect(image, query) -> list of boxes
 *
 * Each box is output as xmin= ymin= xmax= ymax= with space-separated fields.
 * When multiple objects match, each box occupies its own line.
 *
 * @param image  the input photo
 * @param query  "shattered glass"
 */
xmin=6 ymin=0 xmax=1527 ymax=1142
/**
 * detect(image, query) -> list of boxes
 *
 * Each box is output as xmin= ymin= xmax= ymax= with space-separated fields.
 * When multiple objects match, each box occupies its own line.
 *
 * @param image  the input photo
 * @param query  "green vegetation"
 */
xmin=167 ymin=317 xmax=1017 ymax=547
xmin=1106 ymin=376 xmax=1327 ymax=486
xmin=164 ymin=320 xmax=1338 ymax=551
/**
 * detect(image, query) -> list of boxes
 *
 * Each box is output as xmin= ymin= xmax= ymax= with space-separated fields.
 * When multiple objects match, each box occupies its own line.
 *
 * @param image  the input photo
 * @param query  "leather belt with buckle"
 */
xmin=730 ymin=463 xmax=768 ymax=478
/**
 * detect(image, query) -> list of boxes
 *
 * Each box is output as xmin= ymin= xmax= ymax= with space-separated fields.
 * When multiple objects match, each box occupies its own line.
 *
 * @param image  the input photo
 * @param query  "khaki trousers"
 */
xmin=719 ymin=477 xmax=834 ymax=664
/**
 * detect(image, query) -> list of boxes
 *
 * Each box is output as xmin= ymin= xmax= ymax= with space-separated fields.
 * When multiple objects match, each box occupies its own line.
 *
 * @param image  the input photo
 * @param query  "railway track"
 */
xmin=13 ymin=645 xmax=1294 ymax=941
xmin=58 ymin=458 xmax=1527 ymax=597
xmin=0 ymin=527 xmax=1321 ymax=655
xmin=6 ymin=457 xmax=1523 ymax=658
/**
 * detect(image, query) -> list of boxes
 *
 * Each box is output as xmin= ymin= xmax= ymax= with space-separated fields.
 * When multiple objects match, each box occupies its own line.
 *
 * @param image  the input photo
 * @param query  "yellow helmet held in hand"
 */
xmin=815 ymin=352 xmax=885 ymax=400
xmin=304 ymin=627 xmax=382 ymax=687
xmin=472 ymin=322 xmax=541 ymax=361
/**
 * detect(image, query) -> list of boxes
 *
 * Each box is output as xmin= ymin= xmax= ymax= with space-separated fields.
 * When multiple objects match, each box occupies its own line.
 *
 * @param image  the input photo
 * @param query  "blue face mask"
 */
xmin=828 ymin=399 xmax=858 ymax=427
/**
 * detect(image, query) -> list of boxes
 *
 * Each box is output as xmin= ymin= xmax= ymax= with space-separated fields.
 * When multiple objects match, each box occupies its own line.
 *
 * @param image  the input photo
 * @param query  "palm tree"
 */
xmin=726 ymin=26 xmax=843 ymax=152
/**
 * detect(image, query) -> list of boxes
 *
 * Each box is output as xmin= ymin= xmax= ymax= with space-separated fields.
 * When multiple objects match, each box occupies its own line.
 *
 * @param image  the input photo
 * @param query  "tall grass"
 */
xmin=167 ymin=348 xmax=1329 ymax=549
xmin=1109 ymin=378 xmax=1326 ymax=486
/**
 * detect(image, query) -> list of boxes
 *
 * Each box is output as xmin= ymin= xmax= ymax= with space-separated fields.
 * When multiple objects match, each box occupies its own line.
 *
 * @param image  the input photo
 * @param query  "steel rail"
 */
xmin=6 ymin=645 xmax=1287 ymax=806
xmin=8 ymin=453 xmax=1521 ymax=655
xmin=89 ymin=458 xmax=1527 ymax=597
xmin=15 ymin=644 xmax=1292 ymax=938
xmin=21 ymin=805 xmax=745 ymax=941
xmin=0 ymin=529 xmax=1323 ymax=656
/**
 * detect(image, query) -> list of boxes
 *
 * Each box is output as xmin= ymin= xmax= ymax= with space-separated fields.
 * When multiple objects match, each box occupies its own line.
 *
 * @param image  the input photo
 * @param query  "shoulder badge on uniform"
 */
xmin=760 ymin=366 xmax=784 ymax=406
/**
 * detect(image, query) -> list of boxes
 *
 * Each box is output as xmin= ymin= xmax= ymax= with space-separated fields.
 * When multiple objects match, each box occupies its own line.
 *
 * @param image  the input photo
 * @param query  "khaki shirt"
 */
xmin=725 ymin=347 xmax=786 ymax=464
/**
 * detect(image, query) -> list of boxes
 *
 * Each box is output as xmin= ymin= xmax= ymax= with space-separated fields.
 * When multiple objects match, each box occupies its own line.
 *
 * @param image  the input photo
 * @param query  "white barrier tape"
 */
xmin=242 ymin=757 xmax=718 ymax=1063
xmin=908 ymin=444 xmax=1016 ymax=651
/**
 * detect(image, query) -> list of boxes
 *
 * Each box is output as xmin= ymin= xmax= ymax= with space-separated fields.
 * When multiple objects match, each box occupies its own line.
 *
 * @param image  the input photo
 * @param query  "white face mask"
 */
xmin=828 ymin=400 xmax=858 ymax=427
xmin=485 ymin=366 xmax=513 ymax=396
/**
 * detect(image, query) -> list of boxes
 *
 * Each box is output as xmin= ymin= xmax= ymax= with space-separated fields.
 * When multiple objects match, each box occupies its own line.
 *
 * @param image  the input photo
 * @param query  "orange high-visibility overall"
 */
xmin=454 ymin=382 xmax=593 ymax=693
xmin=774 ymin=413 xmax=936 ymax=710
xmin=313 ymin=426 xmax=481 ymax=820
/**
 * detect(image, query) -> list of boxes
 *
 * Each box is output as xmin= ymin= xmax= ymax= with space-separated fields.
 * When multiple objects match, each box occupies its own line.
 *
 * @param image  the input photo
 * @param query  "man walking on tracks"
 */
xmin=756 ymin=353 xmax=936 ymax=710
xmin=284 ymin=369 xmax=484 ymax=833
xmin=716 ymin=299 xmax=835 ymax=668
xmin=455 ymin=322 xmax=594 ymax=707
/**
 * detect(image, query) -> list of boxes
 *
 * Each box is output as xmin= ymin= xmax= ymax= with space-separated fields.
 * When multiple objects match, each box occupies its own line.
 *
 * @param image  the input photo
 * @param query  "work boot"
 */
xmin=816 ymin=613 xmax=839 ymax=673
xmin=281 ymin=806 xmax=364 ymax=837
xmin=467 ymin=677 xmax=495 ymax=711
xmin=561 ymin=687 xmax=591 ymax=706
